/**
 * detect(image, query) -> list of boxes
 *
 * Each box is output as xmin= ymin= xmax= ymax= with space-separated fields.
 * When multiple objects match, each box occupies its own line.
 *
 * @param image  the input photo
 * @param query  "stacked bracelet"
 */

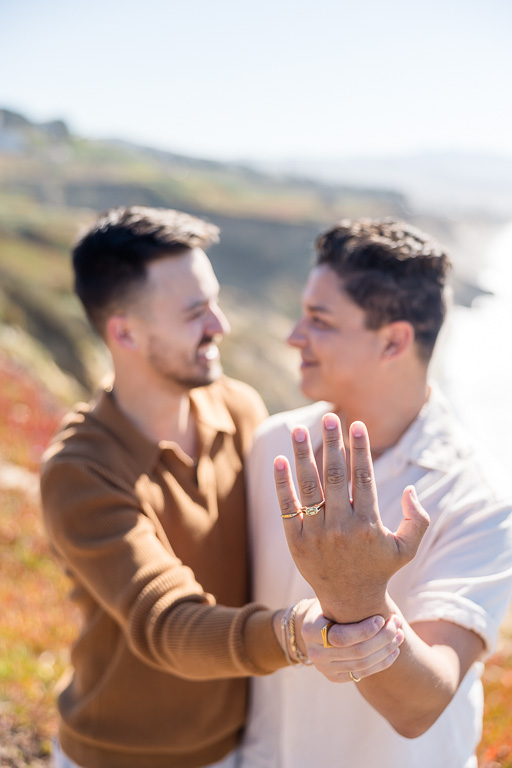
xmin=280 ymin=605 xmax=296 ymax=665
xmin=280 ymin=599 xmax=313 ymax=666
xmin=288 ymin=600 xmax=313 ymax=666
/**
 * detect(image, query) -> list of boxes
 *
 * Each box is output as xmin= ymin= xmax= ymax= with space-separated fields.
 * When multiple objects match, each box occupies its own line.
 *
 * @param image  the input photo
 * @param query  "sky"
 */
xmin=1 ymin=0 xmax=511 ymax=162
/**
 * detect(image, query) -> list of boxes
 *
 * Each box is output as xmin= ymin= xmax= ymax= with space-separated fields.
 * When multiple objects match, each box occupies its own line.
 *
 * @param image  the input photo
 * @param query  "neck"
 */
xmin=112 ymin=372 xmax=197 ymax=457
xmin=336 ymin=369 xmax=429 ymax=460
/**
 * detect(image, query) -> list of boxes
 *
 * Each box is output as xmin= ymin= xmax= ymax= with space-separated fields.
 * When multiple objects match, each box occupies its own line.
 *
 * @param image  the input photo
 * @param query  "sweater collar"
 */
xmin=91 ymin=379 xmax=236 ymax=473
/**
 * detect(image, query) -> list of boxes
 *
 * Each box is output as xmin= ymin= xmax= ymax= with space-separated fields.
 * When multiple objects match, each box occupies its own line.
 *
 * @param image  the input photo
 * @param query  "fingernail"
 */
xmin=373 ymin=616 xmax=385 ymax=631
xmin=294 ymin=427 xmax=306 ymax=442
xmin=324 ymin=413 xmax=338 ymax=430
xmin=351 ymin=421 xmax=364 ymax=438
xmin=392 ymin=613 xmax=402 ymax=628
xmin=275 ymin=457 xmax=286 ymax=471
xmin=396 ymin=629 xmax=405 ymax=645
xmin=409 ymin=485 xmax=418 ymax=501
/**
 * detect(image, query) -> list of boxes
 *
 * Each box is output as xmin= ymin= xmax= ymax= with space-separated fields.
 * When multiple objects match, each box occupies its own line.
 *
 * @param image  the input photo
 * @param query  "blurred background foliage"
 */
xmin=0 ymin=106 xmax=500 ymax=413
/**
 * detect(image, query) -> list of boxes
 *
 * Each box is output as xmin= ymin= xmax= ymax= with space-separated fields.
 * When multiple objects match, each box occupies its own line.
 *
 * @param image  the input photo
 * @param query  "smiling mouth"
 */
xmin=203 ymin=345 xmax=219 ymax=360
xmin=197 ymin=341 xmax=220 ymax=362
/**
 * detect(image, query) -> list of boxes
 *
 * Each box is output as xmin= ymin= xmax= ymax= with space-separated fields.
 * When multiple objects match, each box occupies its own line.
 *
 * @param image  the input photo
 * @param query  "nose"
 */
xmin=207 ymin=303 xmax=231 ymax=337
xmin=287 ymin=317 xmax=306 ymax=348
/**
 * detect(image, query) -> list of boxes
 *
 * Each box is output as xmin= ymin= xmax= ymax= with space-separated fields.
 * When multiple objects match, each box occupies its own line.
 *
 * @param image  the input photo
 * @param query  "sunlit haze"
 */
xmin=1 ymin=0 xmax=511 ymax=161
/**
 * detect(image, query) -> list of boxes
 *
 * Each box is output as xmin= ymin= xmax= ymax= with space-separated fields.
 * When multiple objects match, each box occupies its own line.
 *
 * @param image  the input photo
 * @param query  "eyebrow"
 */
xmin=305 ymin=303 xmax=332 ymax=314
xmin=183 ymin=291 xmax=220 ymax=314
xmin=183 ymin=299 xmax=209 ymax=313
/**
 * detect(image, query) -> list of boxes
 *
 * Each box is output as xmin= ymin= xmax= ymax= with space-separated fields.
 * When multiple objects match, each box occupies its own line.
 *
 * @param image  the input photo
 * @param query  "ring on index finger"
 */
xmin=300 ymin=499 xmax=325 ymax=516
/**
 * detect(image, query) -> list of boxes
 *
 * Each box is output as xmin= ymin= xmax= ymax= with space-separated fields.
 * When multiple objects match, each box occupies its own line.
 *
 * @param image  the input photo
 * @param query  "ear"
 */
xmin=105 ymin=315 xmax=138 ymax=351
xmin=380 ymin=321 xmax=414 ymax=360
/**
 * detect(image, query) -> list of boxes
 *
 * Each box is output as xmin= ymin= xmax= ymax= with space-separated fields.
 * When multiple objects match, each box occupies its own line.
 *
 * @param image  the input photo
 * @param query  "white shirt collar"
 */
xmin=383 ymin=383 xmax=473 ymax=475
xmin=280 ymin=383 xmax=473 ymax=477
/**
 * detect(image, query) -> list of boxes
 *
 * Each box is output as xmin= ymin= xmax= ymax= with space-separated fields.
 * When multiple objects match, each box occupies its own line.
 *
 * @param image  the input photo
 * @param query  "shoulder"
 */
xmin=411 ymin=386 xmax=512 ymax=524
xmin=40 ymin=399 xmax=151 ymax=545
xmin=42 ymin=400 xmax=96 ymax=466
xmin=41 ymin=396 xmax=134 ymax=486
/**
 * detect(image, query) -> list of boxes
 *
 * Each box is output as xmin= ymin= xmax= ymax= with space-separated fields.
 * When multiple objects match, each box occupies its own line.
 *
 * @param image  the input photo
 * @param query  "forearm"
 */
xmin=355 ymin=614 xmax=460 ymax=737
xmin=314 ymin=591 xmax=451 ymax=734
xmin=145 ymin=600 xmax=287 ymax=679
xmin=42 ymin=463 xmax=288 ymax=681
xmin=310 ymin=574 xmax=483 ymax=735
xmin=324 ymin=593 xmax=481 ymax=737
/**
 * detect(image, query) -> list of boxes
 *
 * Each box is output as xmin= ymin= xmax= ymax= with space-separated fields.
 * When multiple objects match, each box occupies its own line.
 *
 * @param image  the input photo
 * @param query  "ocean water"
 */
xmin=439 ymin=222 xmax=512 ymax=478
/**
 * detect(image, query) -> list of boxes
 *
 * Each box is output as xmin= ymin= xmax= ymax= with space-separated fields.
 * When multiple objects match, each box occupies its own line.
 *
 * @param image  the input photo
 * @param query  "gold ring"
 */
xmin=321 ymin=621 xmax=335 ymax=648
xmin=349 ymin=671 xmax=362 ymax=683
xmin=281 ymin=510 xmax=301 ymax=519
xmin=300 ymin=499 xmax=326 ymax=516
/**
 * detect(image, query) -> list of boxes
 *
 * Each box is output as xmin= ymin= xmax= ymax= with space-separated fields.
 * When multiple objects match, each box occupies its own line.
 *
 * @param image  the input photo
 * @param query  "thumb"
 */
xmin=394 ymin=485 xmax=430 ymax=564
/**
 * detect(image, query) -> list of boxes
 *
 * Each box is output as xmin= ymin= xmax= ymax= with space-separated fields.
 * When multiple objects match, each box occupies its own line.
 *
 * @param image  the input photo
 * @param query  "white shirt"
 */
xmin=241 ymin=385 xmax=512 ymax=768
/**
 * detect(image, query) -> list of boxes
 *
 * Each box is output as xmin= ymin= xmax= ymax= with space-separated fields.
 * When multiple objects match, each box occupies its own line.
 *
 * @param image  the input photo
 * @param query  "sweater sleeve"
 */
xmin=40 ymin=458 xmax=287 ymax=680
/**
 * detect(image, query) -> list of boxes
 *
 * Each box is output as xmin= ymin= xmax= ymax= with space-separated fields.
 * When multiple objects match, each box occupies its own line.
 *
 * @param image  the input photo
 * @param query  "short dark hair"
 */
xmin=315 ymin=218 xmax=452 ymax=362
xmin=73 ymin=206 xmax=219 ymax=335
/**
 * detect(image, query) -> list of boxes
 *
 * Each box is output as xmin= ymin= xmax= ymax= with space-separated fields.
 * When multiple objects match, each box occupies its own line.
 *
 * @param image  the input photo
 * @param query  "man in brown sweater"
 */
xmin=41 ymin=206 xmax=404 ymax=768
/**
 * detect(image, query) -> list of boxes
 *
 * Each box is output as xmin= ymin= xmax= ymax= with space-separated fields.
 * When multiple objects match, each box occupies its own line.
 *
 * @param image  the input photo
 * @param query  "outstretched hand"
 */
xmin=274 ymin=413 xmax=430 ymax=623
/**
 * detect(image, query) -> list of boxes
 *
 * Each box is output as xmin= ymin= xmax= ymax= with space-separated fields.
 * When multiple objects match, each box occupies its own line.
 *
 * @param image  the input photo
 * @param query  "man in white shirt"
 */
xmin=241 ymin=218 xmax=512 ymax=768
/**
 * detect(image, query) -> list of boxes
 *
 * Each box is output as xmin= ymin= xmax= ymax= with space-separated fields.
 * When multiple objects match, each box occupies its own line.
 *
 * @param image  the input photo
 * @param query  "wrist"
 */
xmin=320 ymin=590 xmax=394 ymax=624
xmin=274 ymin=602 xmax=313 ymax=666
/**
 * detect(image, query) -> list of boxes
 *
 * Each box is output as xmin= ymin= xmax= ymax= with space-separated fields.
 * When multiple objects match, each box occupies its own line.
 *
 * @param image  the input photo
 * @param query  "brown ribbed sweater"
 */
xmin=40 ymin=377 xmax=287 ymax=768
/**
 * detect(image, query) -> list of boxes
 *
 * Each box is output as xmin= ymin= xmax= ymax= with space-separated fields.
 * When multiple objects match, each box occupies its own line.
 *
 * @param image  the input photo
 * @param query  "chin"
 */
xmin=299 ymin=381 xmax=321 ymax=401
xmin=187 ymin=364 xmax=223 ymax=389
xmin=299 ymin=378 xmax=334 ymax=404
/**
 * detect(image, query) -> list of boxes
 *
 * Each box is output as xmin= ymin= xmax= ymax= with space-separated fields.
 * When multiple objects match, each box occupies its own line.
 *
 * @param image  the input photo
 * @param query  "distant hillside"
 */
xmin=0 ymin=107 xmax=501 ymax=412
xmin=0 ymin=107 xmax=407 ymax=224
xmin=255 ymin=152 xmax=512 ymax=219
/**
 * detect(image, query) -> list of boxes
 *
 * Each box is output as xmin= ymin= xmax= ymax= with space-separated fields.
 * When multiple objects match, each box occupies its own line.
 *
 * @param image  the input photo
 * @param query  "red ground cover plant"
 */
xmin=479 ymin=649 xmax=512 ymax=767
xmin=0 ymin=352 xmax=79 ymax=766
xmin=0 ymin=355 xmax=64 ymax=471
